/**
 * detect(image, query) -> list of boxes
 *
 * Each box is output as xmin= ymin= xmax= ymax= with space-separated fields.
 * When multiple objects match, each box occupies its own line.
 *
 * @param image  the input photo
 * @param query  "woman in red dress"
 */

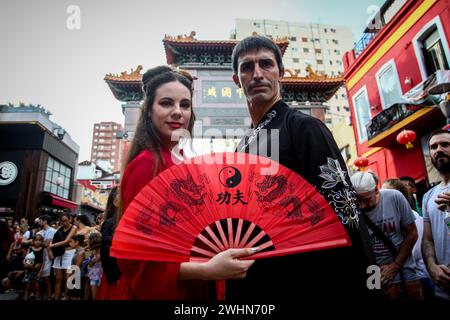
xmin=98 ymin=66 xmax=255 ymax=300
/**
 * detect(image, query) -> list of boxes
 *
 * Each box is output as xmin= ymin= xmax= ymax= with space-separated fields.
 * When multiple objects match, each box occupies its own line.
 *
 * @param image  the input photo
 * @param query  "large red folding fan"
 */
xmin=111 ymin=152 xmax=351 ymax=262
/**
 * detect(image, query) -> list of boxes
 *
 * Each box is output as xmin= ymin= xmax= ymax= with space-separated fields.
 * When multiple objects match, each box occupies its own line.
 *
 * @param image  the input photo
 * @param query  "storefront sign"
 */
xmin=0 ymin=161 xmax=18 ymax=186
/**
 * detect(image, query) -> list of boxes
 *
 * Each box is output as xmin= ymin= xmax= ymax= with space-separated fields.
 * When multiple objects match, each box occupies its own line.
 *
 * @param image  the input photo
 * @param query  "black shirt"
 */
xmin=227 ymin=100 xmax=377 ymax=301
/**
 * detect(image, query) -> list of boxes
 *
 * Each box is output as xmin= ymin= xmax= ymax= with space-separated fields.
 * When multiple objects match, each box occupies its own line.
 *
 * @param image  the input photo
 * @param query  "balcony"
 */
xmin=354 ymin=0 xmax=407 ymax=58
xmin=366 ymin=70 xmax=449 ymax=147
xmin=367 ymin=103 xmax=425 ymax=140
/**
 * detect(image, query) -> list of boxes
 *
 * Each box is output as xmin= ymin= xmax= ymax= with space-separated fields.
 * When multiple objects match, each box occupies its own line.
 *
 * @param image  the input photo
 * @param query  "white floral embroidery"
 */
xmin=318 ymin=157 xmax=359 ymax=226
xmin=319 ymin=158 xmax=349 ymax=189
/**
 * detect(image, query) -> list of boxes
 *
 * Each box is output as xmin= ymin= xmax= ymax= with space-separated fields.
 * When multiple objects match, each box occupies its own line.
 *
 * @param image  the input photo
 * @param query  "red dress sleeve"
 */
xmin=121 ymin=150 xmax=156 ymax=210
xmin=118 ymin=150 xmax=209 ymax=299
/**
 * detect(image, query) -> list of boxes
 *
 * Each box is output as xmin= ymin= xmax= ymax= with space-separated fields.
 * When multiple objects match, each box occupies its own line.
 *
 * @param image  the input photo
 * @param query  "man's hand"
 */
xmin=380 ymin=262 xmax=401 ymax=288
xmin=429 ymin=263 xmax=450 ymax=291
xmin=434 ymin=192 xmax=450 ymax=211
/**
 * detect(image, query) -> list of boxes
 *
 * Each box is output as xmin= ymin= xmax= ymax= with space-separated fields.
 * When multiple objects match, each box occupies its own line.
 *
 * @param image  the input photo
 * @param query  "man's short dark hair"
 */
xmin=39 ymin=215 xmax=52 ymax=224
xmin=428 ymin=128 xmax=450 ymax=145
xmin=399 ymin=176 xmax=416 ymax=186
xmin=232 ymin=35 xmax=284 ymax=74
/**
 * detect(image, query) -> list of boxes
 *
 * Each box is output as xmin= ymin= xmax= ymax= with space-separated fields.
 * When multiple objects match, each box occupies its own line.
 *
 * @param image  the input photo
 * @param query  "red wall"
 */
xmin=344 ymin=0 xmax=450 ymax=181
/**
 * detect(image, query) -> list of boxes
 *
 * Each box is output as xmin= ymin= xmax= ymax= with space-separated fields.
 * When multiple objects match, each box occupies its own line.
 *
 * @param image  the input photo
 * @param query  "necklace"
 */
xmin=239 ymin=110 xmax=277 ymax=151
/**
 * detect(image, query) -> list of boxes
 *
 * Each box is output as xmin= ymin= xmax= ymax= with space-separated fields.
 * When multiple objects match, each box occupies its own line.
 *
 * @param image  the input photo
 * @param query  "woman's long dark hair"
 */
xmin=118 ymin=66 xmax=196 ymax=223
xmin=104 ymin=186 xmax=118 ymax=221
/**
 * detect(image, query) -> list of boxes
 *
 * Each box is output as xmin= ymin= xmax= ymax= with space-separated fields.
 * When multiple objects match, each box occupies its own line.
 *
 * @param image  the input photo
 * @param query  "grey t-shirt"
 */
xmin=365 ymin=189 xmax=418 ymax=283
xmin=423 ymin=183 xmax=450 ymax=300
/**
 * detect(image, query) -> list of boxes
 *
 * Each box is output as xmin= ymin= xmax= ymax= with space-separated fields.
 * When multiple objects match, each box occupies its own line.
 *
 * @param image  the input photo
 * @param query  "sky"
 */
xmin=0 ymin=0 xmax=385 ymax=161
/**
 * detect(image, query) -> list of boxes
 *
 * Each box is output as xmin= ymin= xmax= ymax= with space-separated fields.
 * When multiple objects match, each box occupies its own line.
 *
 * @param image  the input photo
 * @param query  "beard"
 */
xmin=432 ymin=153 xmax=450 ymax=174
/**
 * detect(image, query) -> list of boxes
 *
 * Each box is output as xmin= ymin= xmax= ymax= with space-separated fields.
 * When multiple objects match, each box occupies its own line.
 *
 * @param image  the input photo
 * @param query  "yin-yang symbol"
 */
xmin=219 ymin=166 xmax=242 ymax=188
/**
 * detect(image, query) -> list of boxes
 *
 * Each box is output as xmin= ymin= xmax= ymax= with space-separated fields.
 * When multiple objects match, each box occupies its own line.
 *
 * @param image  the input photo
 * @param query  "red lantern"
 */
xmin=354 ymin=157 xmax=369 ymax=171
xmin=396 ymin=130 xmax=416 ymax=149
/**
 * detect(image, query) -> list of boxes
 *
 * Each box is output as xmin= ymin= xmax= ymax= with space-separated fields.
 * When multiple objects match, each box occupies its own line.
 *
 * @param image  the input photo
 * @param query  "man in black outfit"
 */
xmin=227 ymin=35 xmax=378 ymax=302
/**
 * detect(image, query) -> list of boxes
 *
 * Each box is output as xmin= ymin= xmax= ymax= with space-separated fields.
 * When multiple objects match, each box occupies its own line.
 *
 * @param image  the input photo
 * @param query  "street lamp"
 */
xmin=55 ymin=176 xmax=63 ymax=186
xmin=52 ymin=126 xmax=66 ymax=140
xmin=428 ymin=70 xmax=450 ymax=124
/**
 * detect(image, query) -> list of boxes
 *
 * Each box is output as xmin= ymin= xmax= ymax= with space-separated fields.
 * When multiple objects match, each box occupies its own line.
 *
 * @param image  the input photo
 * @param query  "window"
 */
xmin=289 ymin=36 xmax=297 ymax=41
xmin=112 ymin=145 xmax=116 ymax=149
xmin=324 ymin=28 xmax=327 ymax=33
xmin=352 ymin=86 xmax=371 ymax=141
xmin=423 ymin=28 xmax=449 ymax=75
xmin=334 ymin=49 xmax=341 ymax=55
xmin=253 ymin=22 xmax=261 ymax=28
xmin=301 ymin=37 xmax=308 ymax=42
xmin=315 ymin=49 xmax=322 ymax=54
xmin=293 ymin=58 xmax=299 ymax=63
xmin=44 ymin=156 xmax=72 ymax=199
xmin=93 ymin=145 xmax=97 ymax=149
xmin=95 ymin=132 xmax=99 ymax=136
xmin=303 ymin=48 xmax=309 ymax=53
xmin=332 ymin=39 xmax=339 ymax=44
xmin=413 ymin=17 xmax=450 ymax=79
xmin=376 ymin=60 xmax=402 ymax=109
xmin=330 ymin=60 xmax=333 ymax=65
xmin=317 ymin=60 xmax=323 ymax=65
xmin=291 ymin=47 xmax=298 ymax=52
xmin=336 ymin=60 xmax=342 ymax=66
xmin=330 ymin=28 xmax=336 ymax=33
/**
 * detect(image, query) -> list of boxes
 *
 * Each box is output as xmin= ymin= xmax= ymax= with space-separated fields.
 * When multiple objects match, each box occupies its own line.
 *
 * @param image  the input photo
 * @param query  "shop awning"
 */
xmin=47 ymin=193 xmax=78 ymax=210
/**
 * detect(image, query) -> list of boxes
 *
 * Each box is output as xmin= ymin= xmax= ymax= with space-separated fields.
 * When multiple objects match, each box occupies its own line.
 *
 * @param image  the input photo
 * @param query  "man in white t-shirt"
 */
xmin=37 ymin=215 xmax=56 ymax=300
xmin=422 ymin=129 xmax=450 ymax=301
xmin=351 ymin=171 xmax=422 ymax=300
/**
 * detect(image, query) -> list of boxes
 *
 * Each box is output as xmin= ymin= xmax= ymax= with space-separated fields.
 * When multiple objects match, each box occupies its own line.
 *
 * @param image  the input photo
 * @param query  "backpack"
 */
xmin=51 ymin=227 xmax=67 ymax=257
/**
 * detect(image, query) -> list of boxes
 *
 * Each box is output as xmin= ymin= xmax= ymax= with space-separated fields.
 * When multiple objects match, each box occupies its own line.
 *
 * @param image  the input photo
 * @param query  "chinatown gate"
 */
xmin=105 ymin=33 xmax=344 ymax=159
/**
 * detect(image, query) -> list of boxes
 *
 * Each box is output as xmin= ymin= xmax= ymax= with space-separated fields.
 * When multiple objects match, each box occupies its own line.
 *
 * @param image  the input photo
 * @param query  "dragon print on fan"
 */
xmin=135 ymin=208 xmax=154 ymax=235
xmin=253 ymin=174 xmax=325 ymax=226
xmin=254 ymin=175 xmax=287 ymax=203
xmin=111 ymin=152 xmax=352 ymax=263
xmin=170 ymin=174 xmax=208 ymax=207
xmin=159 ymin=201 xmax=185 ymax=227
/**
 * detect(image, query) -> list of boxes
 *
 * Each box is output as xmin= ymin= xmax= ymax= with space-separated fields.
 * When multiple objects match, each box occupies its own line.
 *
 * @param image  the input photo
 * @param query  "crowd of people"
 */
xmin=0 ymin=35 xmax=449 ymax=302
xmin=0 ymin=211 xmax=106 ymax=300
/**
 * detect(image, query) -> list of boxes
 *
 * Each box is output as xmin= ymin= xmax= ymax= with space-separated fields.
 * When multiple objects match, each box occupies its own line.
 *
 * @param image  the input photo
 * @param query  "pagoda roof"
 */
xmin=104 ymin=65 xmax=144 ymax=102
xmin=103 ymin=64 xmax=343 ymax=103
xmin=163 ymin=32 xmax=289 ymax=66
xmin=281 ymin=68 xmax=345 ymax=103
